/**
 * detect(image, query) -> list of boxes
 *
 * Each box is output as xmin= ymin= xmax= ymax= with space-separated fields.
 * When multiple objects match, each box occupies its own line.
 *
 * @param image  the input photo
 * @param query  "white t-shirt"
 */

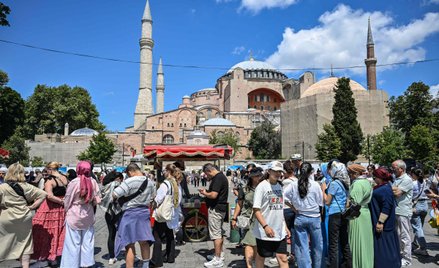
xmin=252 ymin=180 xmax=287 ymax=241
xmin=284 ymin=179 xmax=323 ymax=218
xmin=282 ymin=176 xmax=296 ymax=209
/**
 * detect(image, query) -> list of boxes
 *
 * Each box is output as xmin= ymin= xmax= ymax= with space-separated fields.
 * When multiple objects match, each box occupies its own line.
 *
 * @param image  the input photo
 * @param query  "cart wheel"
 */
xmin=182 ymin=211 xmax=208 ymax=242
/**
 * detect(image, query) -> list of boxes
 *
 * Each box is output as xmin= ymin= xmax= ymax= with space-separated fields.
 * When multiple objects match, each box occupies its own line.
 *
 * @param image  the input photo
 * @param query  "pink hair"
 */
xmin=76 ymin=161 xmax=93 ymax=204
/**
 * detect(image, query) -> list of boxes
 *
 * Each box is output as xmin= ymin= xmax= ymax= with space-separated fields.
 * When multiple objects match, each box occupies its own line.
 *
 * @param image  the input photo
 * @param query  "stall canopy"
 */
xmin=0 ymin=148 xmax=9 ymax=158
xmin=143 ymin=145 xmax=233 ymax=161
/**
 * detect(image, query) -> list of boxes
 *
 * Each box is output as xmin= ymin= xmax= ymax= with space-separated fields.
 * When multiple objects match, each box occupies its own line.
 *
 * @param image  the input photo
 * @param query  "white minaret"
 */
xmin=156 ymin=57 xmax=164 ymax=114
xmin=134 ymin=0 xmax=154 ymax=130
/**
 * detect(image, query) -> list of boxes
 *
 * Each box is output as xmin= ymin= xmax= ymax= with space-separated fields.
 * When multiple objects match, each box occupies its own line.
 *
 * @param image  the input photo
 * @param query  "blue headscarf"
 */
xmin=320 ymin=163 xmax=332 ymax=185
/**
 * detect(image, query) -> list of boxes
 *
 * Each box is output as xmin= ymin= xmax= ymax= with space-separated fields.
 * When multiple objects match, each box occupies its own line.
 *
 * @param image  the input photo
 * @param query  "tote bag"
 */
xmin=154 ymin=181 xmax=174 ymax=223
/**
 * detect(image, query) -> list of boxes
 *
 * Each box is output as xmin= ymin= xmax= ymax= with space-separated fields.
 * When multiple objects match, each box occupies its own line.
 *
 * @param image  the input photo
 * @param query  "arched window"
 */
xmin=163 ymin=134 xmax=174 ymax=144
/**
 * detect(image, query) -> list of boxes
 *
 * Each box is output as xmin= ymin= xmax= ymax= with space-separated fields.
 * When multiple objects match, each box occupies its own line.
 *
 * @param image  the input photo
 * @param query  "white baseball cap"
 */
xmin=267 ymin=161 xmax=284 ymax=172
xmin=290 ymin=153 xmax=302 ymax=160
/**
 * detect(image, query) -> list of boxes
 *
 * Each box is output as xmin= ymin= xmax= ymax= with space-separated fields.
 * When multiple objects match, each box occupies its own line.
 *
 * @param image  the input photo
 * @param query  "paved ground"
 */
xmin=2 ymin=183 xmax=439 ymax=267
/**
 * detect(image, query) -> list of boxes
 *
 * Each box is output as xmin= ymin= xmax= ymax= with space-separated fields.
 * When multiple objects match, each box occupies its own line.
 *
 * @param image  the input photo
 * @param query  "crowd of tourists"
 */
xmin=0 ymin=156 xmax=438 ymax=268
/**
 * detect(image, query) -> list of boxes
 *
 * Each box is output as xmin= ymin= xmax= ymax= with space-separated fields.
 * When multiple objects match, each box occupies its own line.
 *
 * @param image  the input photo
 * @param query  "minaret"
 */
xmin=365 ymin=17 xmax=377 ymax=90
xmin=134 ymin=0 xmax=154 ymax=129
xmin=156 ymin=57 xmax=165 ymax=114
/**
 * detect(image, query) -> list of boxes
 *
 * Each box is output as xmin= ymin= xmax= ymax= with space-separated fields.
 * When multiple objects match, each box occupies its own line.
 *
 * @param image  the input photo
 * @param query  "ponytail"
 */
xmin=298 ymin=162 xmax=313 ymax=199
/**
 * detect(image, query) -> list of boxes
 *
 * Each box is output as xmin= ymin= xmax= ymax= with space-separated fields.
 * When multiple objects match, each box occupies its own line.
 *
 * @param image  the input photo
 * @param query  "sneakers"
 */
xmin=204 ymin=256 xmax=224 ymax=268
xmin=413 ymin=248 xmax=429 ymax=256
xmin=401 ymin=260 xmax=412 ymax=267
xmin=206 ymin=251 xmax=225 ymax=261
xmin=108 ymin=258 xmax=117 ymax=265
xmin=269 ymin=257 xmax=278 ymax=264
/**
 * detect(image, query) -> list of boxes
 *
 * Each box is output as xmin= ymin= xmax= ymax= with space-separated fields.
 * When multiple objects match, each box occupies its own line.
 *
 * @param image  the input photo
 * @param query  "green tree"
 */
xmin=388 ymin=82 xmax=434 ymax=137
xmin=0 ymin=69 xmax=8 ymax=86
xmin=407 ymin=124 xmax=438 ymax=164
xmin=23 ymin=84 xmax=105 ymax=139
xmin=331 ymin=77 xmax=363 ymax=163
xmin=369 ymin=127 xmax=409 ymax=166
xmin=248 ymin=121 xmax=281 ymax=159
xmin=0 ymin=71 xmax=25 ymax=144
xmin=30 ymin=156 xmax=45 ymax=167
xmin=315 ymin=124 xmax=342 ymax=162
xmin=1 ymin=133 xmax=30 ymax=166
xmin=0 ymin=2 xmax=10 ymax=26
xmin=209 ymin=129 xmax=240 ymax=156
xmin=77 ymin=133 xmax=116 ymax=166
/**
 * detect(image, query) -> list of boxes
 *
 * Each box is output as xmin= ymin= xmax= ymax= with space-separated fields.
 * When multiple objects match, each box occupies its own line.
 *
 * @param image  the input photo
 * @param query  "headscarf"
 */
xmin=76 ymin=161 xmax=93 ymax=204
xmin=320 ymin=163 xmax=332 ymax=184
xmin=329 ymin=161 xmax=350 ymax=187
xmin=373 ymin=167 xmax=392 ymax=182
xmin=347 ymin=164 xmax=366 ymax=175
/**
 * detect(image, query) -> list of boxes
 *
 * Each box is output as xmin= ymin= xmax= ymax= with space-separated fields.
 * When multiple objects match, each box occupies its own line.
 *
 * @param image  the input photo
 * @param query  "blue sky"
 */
xmin=1 ymin=0 xmax=438 ymax=131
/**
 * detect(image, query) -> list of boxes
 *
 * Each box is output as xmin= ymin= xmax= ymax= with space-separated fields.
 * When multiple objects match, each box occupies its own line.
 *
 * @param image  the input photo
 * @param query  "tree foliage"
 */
xmin=407 ymin=124 xmax=438 ymax=164
xmin=23 ymin=84 xmax=105 ymax=139
xmin=315 ymin=124 xmax=342 ymax=162
xmin=30 ymin=156 xmax=45 ymax=167
xmin=77 ymin=133 xmax=116 ymax=165
xmin=0 ymin=69 xmax=9 ymax=86
xmin=0 ymin=71 xmax=25 ymax=144
xmin=331 ymin=77 xmax=363 ymax=163
xmin=388 ymin=82 xmax=434 ymax=137
xmin=209 ymin=129 xmax=240 ymax=156
xmin=0 ymin=2 xmax=10 ymax=27
xmin=369 ymin=127 xmax=410 ymax=167
xmin=248 ymin=121 xmax=281 ymax=159
xmin=1 ymin=132 xmax=30 ymax=166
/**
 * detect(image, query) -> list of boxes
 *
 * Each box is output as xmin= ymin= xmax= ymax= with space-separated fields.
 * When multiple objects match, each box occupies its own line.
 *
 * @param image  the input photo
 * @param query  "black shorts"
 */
xmin=255 ymin=238 xmax=288 ymax=257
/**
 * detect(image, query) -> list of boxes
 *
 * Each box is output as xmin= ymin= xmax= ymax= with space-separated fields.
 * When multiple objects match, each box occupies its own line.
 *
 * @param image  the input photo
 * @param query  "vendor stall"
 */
xmin=144 ymin=145 xmax=233 ymax=242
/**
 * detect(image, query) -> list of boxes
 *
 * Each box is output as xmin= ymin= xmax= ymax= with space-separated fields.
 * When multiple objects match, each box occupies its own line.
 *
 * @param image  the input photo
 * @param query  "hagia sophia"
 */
xmin=28 ymin=0 xmax=389 ymax=165
xmin=127 ymin=0 xmax=389 ymax=160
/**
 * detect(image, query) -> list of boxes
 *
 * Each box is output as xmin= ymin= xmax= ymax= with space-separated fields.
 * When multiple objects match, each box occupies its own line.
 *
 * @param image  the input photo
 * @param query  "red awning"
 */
xmin=0 ymin=148 xmax=9 ymax=158
xmin=143 ymin=145 xmax=233 ymax=160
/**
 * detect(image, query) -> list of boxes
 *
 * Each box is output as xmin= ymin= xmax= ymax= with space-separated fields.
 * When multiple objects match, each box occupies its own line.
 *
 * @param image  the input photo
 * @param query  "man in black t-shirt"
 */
xmin=199 ymin=163 xmax=228 ymax=267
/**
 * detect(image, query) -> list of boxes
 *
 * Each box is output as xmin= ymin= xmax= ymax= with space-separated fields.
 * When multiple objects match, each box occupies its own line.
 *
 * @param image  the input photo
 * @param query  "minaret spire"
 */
xmin=134 ymin=0 xmax=154 ymax=129
xmin=365 ymin=17 xmax=377 ymax=90
xmin=156 ymin=57 xmax=165 ymax=114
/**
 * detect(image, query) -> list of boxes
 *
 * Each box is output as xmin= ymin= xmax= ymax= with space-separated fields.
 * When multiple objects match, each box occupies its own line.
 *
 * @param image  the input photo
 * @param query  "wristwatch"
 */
xmin=231 ymin=218 xmax=237 ymax=221
xmin=378 ymin=220 xmax=384 ymax=224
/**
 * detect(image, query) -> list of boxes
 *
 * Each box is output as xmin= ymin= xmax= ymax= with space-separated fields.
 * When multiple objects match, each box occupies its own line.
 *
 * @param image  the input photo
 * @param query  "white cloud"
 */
xmin=239 ymin=0 xmax=298 ymax=13
xmin=266 ymin=4 xmax=439 ymax=75
xmin=216 ymin=0 xmax=298 ymax=13
xmin=232 ymin=46 xmax=246 ymax=55
xmin=431 ymin=84 xmax=439 ymax=97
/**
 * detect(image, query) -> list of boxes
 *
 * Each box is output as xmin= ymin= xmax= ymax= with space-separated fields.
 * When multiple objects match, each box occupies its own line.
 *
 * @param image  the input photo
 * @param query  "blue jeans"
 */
xmin=283 ymin=208 xmax=296 ymax=255
xmin=411 ymin=200 xmax=428 ymax=250
xmin=294 ymin=214 xmax=323 ymax=268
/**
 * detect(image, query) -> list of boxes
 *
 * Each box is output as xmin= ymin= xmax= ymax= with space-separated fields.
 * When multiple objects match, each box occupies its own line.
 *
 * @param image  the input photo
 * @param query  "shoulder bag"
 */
xmin=236 ymin=187 xmax=254 ymax=229
xmin=110 ymin=178 xmax=150 ymax=220
xmin=154 ymin=181 xmax=175 ymax=223
xmin=332 ymin=180 xmax=361 ymax=220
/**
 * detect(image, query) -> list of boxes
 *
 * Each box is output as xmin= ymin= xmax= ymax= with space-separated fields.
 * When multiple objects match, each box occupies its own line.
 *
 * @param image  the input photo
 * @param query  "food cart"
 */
xmin=143 ymin=145 xmax=233 ymax=242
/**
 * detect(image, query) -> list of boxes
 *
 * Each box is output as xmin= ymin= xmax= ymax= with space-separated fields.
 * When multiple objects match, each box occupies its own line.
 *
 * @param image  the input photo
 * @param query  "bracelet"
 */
xmin=263 ymin=224 xmax=268 ymax=229
xmin=231 ymin=218 xmax=237 ymax=221
xmin=378 ymin=221 xmax=384 ymax=224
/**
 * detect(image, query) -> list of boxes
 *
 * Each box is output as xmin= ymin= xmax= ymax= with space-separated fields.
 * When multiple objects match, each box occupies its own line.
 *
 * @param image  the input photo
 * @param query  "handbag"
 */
xmin=154 ymin=181 xmax=175 ymax=223
xmin=332 ymin=180 xmax=361 ymax=220
xmin=236 ymin=213 xmax=252 ymax=229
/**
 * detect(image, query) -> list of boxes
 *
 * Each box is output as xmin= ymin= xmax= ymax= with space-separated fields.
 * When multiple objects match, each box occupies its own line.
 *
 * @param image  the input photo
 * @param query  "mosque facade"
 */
xmin=127 ymin=0 xmax=389 ymax=160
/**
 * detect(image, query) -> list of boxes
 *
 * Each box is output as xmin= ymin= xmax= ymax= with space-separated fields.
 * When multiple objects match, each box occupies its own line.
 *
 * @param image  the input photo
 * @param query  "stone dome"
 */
xmin=201 ymin=118 xmax=235 ymax=127
xmin=70 ymin=127 xmax=99 ymax=136
xmin=301 ymin=77 xmax=366 ymax=98
xmin=227 ymin=58 xmax=276 ymax=74
xmin=187 ymin=130 xmax=209 ymax=139
xmin=197 ymin=88 xmax=216 ymax=93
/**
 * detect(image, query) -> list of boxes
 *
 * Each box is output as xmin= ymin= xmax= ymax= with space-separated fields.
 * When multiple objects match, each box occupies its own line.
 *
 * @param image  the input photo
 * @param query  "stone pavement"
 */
xmin=2 ymin=183 xmax=439 ymax=268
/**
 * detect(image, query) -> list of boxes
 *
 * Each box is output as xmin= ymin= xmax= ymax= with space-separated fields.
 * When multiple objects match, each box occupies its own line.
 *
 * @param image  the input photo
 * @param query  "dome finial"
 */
xmin=249 ymin=50 xmax=254 ymax=61
xmin=330 ymin=64 xmax=334 ymax=77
